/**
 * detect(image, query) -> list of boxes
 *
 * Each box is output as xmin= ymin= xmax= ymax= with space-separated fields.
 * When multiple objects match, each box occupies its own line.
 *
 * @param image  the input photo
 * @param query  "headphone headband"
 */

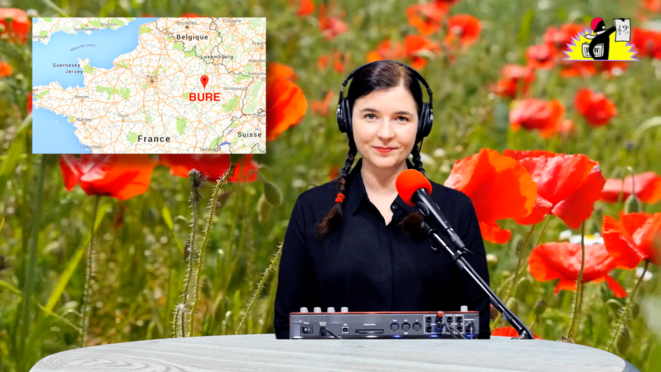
xmin=339 ymin=60 xmax=434 ymax=104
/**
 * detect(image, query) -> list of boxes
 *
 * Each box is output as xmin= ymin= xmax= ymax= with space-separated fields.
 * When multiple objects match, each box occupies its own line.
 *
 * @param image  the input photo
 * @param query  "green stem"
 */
xmin=606 ymin=260 xmax=649 ymax=352
xmin=179 ymin=174 xmax=201 ymax=337
xmin=492 ymin=216 xmax=550 ymax=330
xmin=17 ymin=155 xmax=46 ymax=367
xmin=491 ymin=223 xmax=536 ymax=330
xmin=190 ymin=166 xmax=234 ymax=336
xmin=236 ymin=241 xmax=283 ymax=334
xmin=566 ymin=221 xmax=586 ymax=341
xmin=80 ymin=195 xmax=101 ymax=348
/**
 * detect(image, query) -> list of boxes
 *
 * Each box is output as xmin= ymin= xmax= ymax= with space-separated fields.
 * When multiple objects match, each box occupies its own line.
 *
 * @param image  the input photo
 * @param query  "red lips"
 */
xmin=374 ymin=146 xmax=395 ymax=153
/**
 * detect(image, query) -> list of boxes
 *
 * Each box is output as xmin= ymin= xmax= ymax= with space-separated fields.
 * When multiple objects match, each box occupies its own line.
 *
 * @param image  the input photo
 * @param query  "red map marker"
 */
xmin=200 ymin=75 xmax=209 ymax=90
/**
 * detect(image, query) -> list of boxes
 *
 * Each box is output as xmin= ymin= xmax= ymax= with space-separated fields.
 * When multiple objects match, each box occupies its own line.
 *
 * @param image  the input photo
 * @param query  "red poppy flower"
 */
xmin=444 ymin=14 xmax=481 ymax=48
xmin=601 ymin=172 xmax=661 ymax=204
xmin=602 ymin=212 xmax=661 ymax=268
xmin=597 ymin=61 xmax=628 ymax=77
xmin=406 ymin=3 xmax=449 ymax=36
xmin=231 ymin=154 xmax=259 ymax=182
xmin=404 ymin=35 xmax=441 ymax=70
xmin=295 ymin=0 xmax=315 ymax=16
xmin=574 ymin=88 xmax=617 ymax=127
xmin=268 ymin=62 xmax=298 ymax=81
xmin=0 ymin=8 xmax=30 ymax=45
xmin=502 ymin=150 xmax=556 ymax=162
xmin=543 ymin=23 xmax=584 ymax=54
xmin=318 ymin=3 xmax=348 ymax=41
xmin=555 ymin=119 xmax=576 ymax=138
xmin=160 ymin=154 xmax=258 ymax=183
xmin=560 ymin=60 xmax=597 ymax=78
xmin=27 ymin=92 xmax=32 ymax=114
xmin=528 ymin=242 xmax=627 ymax=297
xmin=632 ymin=27 xmax=661 ymax=59
xmin=266 ymin=67 xmax=307 ymax=141
xmin=444 ymin=148 xmax=537 ymax=244
xmin=502 ymin=151 xmax=606 ymax=228
xmin=366 ymin=39 xmax=406 ymax=63
xmin=492 ymin=64 xmax=536 ymax=99
xmin=526 ymin=44 xmax=555 ymax=69
xmin=60 ymin=154 xmax=157 ymax=200
xmin=435 ymin=0 xmax=461 ymax=4
xmin=492 ymin=326 xmax=543 ymax=339
xmin=160 ymin=154 xmax=231 ymax=181
xmin=312 ymin=91 xmax=334 ymax=116
xmin=181 ymin=13 xmax=201 ymax=17
xmin=0 ymin=61 xmax=12 ymax=77
xmin=509 ymin=99 xmax=565 ymax=138
xmin=317 ymin=51 xmax=349 ymax=73
xmin=643 ymin=0 xmax=661 ymax=13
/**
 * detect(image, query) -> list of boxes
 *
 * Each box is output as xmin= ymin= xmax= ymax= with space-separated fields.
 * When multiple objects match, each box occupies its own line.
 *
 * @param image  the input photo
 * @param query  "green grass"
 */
xmin=1 ymin=0 xmax=660 ymax=371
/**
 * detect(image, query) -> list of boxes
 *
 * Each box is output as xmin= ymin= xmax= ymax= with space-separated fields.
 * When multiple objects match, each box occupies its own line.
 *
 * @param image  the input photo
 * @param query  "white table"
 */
xmin=30 ymin=334 xmax=640 ymax=372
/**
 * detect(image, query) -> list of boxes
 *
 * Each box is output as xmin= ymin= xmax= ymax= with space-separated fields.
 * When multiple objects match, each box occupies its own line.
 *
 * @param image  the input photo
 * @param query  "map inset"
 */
xmin=32 ymin=17 xmax=266 ymax=154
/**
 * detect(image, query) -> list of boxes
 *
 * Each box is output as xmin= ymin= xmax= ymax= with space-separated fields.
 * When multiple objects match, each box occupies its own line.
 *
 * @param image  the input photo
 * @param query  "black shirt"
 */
xmin=273 ymin=157 xmax=491 ymax=339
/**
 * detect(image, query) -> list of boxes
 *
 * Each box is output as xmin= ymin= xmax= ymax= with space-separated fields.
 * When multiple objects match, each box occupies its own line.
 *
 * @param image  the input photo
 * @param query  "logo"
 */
xmin=564 ymin=18 xmax=637 ymax=61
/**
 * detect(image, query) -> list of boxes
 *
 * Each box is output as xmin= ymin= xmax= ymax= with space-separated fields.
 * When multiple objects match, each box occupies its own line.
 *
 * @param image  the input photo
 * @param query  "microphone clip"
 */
xmin=420 ymin=221 xmax=473 ymax=260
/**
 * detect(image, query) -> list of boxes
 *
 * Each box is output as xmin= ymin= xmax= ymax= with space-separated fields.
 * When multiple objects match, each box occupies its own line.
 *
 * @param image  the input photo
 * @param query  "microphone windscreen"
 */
xmin=396 ymin=169 xmax=432 ymax=206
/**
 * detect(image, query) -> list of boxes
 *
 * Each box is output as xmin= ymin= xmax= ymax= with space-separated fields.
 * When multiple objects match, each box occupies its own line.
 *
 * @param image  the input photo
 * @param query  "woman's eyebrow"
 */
xmin=359 ymin=108 xmax=414 ymax=116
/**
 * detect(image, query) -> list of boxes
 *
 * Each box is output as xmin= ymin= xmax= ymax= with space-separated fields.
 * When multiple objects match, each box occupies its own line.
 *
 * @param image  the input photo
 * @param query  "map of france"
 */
xmin=32 ymin=17 xmax=266 ymax=154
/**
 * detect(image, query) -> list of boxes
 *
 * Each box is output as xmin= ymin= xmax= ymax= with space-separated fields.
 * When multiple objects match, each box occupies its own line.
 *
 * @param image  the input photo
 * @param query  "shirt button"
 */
xmin=391 ymin=204 xmax=398 ymax=210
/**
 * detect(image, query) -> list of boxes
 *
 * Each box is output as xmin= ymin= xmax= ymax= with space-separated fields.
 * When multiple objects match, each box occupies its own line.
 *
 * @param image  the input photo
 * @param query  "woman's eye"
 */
xmin=397 ymin=116 xmax=409 ymax=122
xmin=365 ymin=114 xmax=376 ymax=120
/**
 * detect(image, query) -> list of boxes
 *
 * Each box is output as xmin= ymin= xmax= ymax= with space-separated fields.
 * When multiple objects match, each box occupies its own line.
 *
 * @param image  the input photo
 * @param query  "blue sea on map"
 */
xmin=32 ymin=18 xmax=157 ymax=154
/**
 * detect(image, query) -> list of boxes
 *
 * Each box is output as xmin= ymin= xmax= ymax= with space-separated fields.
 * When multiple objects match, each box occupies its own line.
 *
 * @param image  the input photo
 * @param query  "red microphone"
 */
xmin=396 ymin=169 xmax=469 ymax=254
xmin=395 ymin=169 xmax=432 ymax=206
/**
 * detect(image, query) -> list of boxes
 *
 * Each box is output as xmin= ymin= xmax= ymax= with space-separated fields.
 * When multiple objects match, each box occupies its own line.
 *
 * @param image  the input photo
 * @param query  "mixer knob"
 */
xmin=460 ymin=305 xmax=468 ymax=312
xmin=341 ymin=307 xmax=349 ymax=312
xmin=327 ymin=307 xmax=335 ymax=313
xmin=313 ymin=307 xmax=322 ymax=313
xmin=300 ymin=307 xmax=309 ymax=313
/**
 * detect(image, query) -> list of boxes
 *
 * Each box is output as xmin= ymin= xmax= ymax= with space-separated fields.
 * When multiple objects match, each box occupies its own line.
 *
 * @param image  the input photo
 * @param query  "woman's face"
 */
xmin=351 ymin=84 xmax=419 ymax=171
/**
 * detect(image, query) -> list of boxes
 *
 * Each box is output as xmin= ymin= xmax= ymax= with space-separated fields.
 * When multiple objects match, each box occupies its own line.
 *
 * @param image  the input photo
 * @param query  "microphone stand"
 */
xmin=415 ymin=202 xmax=535 ymax=340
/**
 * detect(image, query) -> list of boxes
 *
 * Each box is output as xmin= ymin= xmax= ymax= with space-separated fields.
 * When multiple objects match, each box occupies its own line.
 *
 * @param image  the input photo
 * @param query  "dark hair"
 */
xmin=314 ymin=61 xmax=427 ymax=241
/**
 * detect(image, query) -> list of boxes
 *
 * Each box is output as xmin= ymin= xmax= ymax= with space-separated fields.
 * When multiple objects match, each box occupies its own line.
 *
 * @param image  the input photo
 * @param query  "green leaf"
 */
xmin=0 ymin=280 xmax=23 ymax=295
xmin=162 ymin=205 xmax=174 ymax=231
xmin=44 ymin=201 xmax=110 ymax=313
xmin=633 ymin=116 xmax=661 ymax=140
xmin=1 ymin=280 xmax=80 ymax=332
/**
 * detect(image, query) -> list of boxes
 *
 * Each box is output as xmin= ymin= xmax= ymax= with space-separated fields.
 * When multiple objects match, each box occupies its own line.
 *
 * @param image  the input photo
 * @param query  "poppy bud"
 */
xmin=257 ymin=194 xmax=272 ymax=223
xmin=616 ymin=326 xmax=631 ymax=354
xmin=624 ymin=194 xmax=641 ymax=214
xmin=263 ymin=180 xmax=283 ymax=207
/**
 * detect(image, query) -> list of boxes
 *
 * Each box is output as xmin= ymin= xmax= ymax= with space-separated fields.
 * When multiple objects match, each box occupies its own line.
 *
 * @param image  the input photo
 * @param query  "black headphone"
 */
xmin=336 ymin=60 xmax=434 ymax=145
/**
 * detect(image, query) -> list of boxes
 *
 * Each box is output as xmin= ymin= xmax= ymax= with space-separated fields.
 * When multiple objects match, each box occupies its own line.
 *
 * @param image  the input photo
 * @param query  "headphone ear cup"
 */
xmin=424 ymin=105 xmax=433 ymax=137
xmin=337 ymin=98 xmax=347 ymax=133
xmin=342 ymin=98 xmax=352 ymax=134
xmin=417 ymin=103 xmax=429 ymax=143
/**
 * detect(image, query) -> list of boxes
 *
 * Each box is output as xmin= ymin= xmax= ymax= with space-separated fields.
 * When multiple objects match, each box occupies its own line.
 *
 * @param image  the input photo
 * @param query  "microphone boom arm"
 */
xmin=413 ymin=190 xmax=534 ymax=340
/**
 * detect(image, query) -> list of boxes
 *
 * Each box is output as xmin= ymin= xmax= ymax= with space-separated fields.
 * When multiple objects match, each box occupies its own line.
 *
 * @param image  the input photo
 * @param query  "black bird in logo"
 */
xmin=585 ymin=17 xmax=616 ymax=60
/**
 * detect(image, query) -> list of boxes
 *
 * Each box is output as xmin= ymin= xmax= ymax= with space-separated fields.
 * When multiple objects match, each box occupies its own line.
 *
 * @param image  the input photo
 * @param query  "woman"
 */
xmin=273 ymin=60 xmax=491 ymax=339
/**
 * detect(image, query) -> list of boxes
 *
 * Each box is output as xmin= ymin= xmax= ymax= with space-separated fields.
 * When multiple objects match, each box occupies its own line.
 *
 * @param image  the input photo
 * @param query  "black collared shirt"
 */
xmin=274 ymin=157 xmax=491 ymax=339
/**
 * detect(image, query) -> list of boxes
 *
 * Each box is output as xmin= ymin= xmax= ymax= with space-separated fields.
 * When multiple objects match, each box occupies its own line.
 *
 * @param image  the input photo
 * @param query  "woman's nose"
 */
xmin=376 ymin=119 xmax=396 ymax=138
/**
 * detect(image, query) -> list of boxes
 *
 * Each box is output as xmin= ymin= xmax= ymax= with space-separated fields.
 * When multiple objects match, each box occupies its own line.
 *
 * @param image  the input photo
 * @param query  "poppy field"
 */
xmin=1 ymin=0 xmax=661 ymax=371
